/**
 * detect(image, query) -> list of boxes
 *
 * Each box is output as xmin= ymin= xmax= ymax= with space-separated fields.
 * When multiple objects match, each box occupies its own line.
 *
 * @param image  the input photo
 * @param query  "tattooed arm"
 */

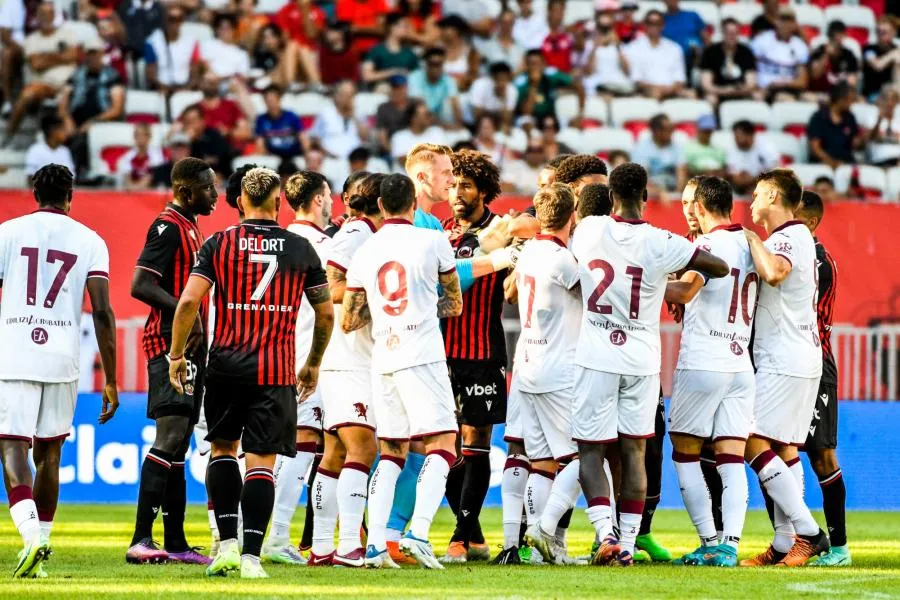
xmin=341 ymin=289 xmax=372 ymax=332
xmin=437 ymin=270 xmax=463 ymax=318
xmin=297 ymin=283 xmax=334 ymax=402
xmin=326 ymin=264 xmax=348 ymax=305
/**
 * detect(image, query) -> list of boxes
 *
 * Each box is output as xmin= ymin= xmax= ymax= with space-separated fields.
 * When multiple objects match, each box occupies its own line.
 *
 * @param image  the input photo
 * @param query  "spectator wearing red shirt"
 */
xmin=398 ymin=0 xmax=440 ymax=46
xmin=616 ymin=0 xmax=641 ymax=44
xmin=319 ymin=21 xmax=360 ymax=85
xmin=336 ymin=0 xmax=387 ymax=55
xmin=272 ymin=0 xmax=324 ymax=85
xmin=190 ymin=71 xmax=251 ymax=152
xmin=541 ymin=0 xmax=574 ymax=73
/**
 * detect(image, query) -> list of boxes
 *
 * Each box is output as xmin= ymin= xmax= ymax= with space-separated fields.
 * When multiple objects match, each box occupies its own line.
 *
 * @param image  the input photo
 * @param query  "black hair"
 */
xmin=404 ymin=99 xmax=428 ymax=123
xmin=488 ymin=61 xmax=512 ymax=77
xmin=577 ymin=183 xmax=612 ymax=219
xmin=608 ymin=162 xmax=648 ymax=206
xmin=171 ymin=157 xmax=212 ymax=190
xmin=525 ymin=48 xmax=544 ymax=60
xmin=732 ymin=119 xmax=755 ymax=135
xmin=695 ymin=176 xmax=733 ymax=217
xmin=32 ymin=163 xmax=74 ymax=208
xmin=349 ymin=146 xmax=372 ymax=164
xmin=262 ymin=83 xmax=283 ymax=96
xmin=452 ymin=149 xmax=502 ymax=204
xmin=799 ymin=189 xmax=825 ymax=221
xmin=40 ymin=113 xmax=64 ymax=139
xmin=398 ymin=0 xmax=433 ymax=18
xmin=814 ymin=175 xmax=835 ymax=187
xmin=608 ymin=149 xmax=630 ymax=164
xmin=758 ymin=168 xmax=803 ymax=210
xmin=385 ymin=12 xmax=406 ymax=30
xmin=226 ymin=163 xmax=257 ymax=210
xmin=645 ymin=9 xmax=664 ymax=22
xmin=827 ymin=19 xmax=846 ymax=37
xmin=285 ymin=170 xmax=328 ymax=211
xmin=649 ymin=113 xmax=669 ymax=131
xmin=379 ymin=173 xmax=416 ymax=215
xmin=830 ymin=80 xmax=854 ymax=105
xmin=555 ymin=154 xmax=608 ymax=184
xmin=343 ymin=170 xmax=370 ymax=195
xmin=213 ymin=13 xmax=237 ymax=31
xmin=452 ymin=140 xmax=476 ymax=152
xmin=721 ymin=17 xmax=738 ymax=29
xmin=349 ymin=173 xmax=386 ymax=215
xmin=437 ymin=14 xmax=470 ymax=36
xmin=423 ymin=46 xmax=446 ymax=61
xmin=547 ymin=153 xmax=574 ymax=169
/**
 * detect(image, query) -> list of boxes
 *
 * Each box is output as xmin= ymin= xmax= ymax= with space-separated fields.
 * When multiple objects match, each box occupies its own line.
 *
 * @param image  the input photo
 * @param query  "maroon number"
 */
xmin=741 ymin=272 xmax=759 ymax=325
xmin=625 ymin=265 xmax=644 ymax=319
xmin=377 ymin=261 xmax=408 ymax=316
xmin=519 ymin=273 xmax=536 ymax=328
xmin=727 ymin=267 xmax=740 ymax=324
xmin=19 ymin=247 xmax=78 ymax=308
xmin=20 ymin=247 xmax=38 ymax=306
xmin=586 ymin=259 xmax=614 ymax=315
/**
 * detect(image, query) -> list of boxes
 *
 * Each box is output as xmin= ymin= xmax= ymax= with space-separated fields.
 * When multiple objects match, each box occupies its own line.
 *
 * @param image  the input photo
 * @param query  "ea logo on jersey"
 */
xmin=31 ymin=327 xmax=49 ymax=345
xmin=609 ymin=330 xmax=627 ymax=346
xmin=730 ymin=341 xmax=743 ymax=356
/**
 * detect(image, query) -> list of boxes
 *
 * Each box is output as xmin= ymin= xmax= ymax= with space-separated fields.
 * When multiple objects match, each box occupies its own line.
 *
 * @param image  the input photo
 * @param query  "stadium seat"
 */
xmin=765 ymin=131 xmax=807 ymax=165
xmin=0 ymin=149 xmax=25 ymax=170
xmin=636 ymin=127 xmax=690 ymax=147
xmin=181 ymin=22 xmax=215 ymax=42
xmin=582 ymin=96 xmax=609 ymax=129
xmin=88 ymin=122 xmax=136 ymax=175
xmin=581 ymin=127 xmax=635 ymax=158
xmin=169 ymin=90 xmax=203 ymax=121
xmin=481 ymin=0 xmax=502 ymax=19
xmin=771 ymin=101 xmax=819 ymax=138
xmin=610 ymin=97 xmax=662 ymax=139
xmin=444 ymin=127 xmax=473 ymax=148
xmin=720 ymin=2 xmax=762 ymax=38
xmin=563 ymin=0 xmax=594 ymax=26
xmin=249 ymin=93 xmax=266 ymax=116
xmin=282 ymin=92 xmax=330 ymax=129
xmin=851 ymin=102 xmax=880 ymax=130
xmin=0 ymin=167 xmax=26 ymax=188
xmin=125 ymin=90 xmax=166 ymax=124
xmin=354 ymin=92 xmax=388 ymax=129
xmin=554 ymin=94 xmax=581 ymax=128
xmin=66 ymin=21 xmax=100 ymax=44
xmin=710 ymin=130 xmax=735 ymax=153
xmin=791 ymin=163 xmax=836 ymax=187
xmin=885 ymin=167 xmax=900 ymax=202
xmin=834 ymin=164 xmax=887 ymax=199
xmin=795 ymin=4 xmax=826 ymax=40
xmin=661 ymin=98 xmax=714 ymax=137
xmin=322 ymin=157 xmax=350 ymax=190
xmin=496 ymin=127 xmax=526 ymax=153
xmin=682 ymin=1 xmax=721 ymax=38
xmin=256 ymin=0 xmax=288 ymax=14
xmin=366 ymin=156 xmax=390 ymax=174
xmin=233 ymin=155 xmax=282 ymax=171
xmin=149 ymin=123 xmax=171 ymax=148
xmin=557 ymin=127 xmax=584 ymax=153
xmin=719 ymin=100 xmax=772 ymax=131
xmin=825 ymin=5 xmax=877 ymax=46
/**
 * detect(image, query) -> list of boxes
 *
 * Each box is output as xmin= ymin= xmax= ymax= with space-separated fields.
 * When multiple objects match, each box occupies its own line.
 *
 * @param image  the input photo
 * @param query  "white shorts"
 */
xmin=571 ymin=367 xmax=659 ymax=443
xmin=319 ymin=370 xmax=376 ymax=432
xmin=0 ymin=380 xmax=77 ymax=442
xmin=297 ymin=388 xmax=323 ymax=433
xmin=374 ymin=361 xmax=457 ymax=441
xmin=670 ymin=369 xmax=755 ymax=441
xmin=504 ymin=375 xmax=524 ymax=444
xmin=521 ymin=388 xmax=577 ymax=461
xmin=752 ymin=372 xmax=821 ymax=446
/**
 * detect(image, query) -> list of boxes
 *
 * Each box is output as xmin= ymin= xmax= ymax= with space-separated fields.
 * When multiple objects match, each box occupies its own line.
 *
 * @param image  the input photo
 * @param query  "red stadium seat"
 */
xmin=719 ymin=100 xmax=772 ymax=131
xmin=100 ymin=146 xmax=131 ymax=173
xmin=610 ymin=97 xmax=661 ymax=140
xmin=661 ymin=98 xmax=714 ymax=139
xmin=771 ymin=101 xmax=819 ymax=138
xmin=795 ymin=5 xmax=826 ymax=41
xmin=825 ymin=5 xmax=876 ymax=46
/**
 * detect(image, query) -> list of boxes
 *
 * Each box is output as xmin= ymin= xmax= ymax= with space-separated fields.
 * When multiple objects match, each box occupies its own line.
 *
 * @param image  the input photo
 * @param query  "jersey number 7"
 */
xmin=249 ymin=254 xmax=278 ymax=301
xmin=20 ymin=247 xmax=77 ymax=309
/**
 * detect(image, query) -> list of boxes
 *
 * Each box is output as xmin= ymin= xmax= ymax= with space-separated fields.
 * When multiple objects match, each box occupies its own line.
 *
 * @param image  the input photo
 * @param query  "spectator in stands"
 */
xmin=255 ymin=84 xmax=304 ymax=160
xmin=3 ymin=3 xmax=78 ymax=143
xmin=583 ymin=11 xmax=633 ymax=96
xmin=438 ymin=15 xmax=477 ymax=88
xmin=336 ymin=0 xmax=388 ymax=55
xmin=25 ymin=114 xmax=75 ymax=181
xmin=473 ymin=114 xmax=513 ymax=167
xmin=117 ymin=0 xmax=163 ymax=59
xmin=626 ymin=9 xmax=691 ymax=100
xmin=501 ymin=142 xmax=545 ymax=195
xmin=177 ymin=105 xmax=232 ymax=176
xmin=96 ymin=14 xmax=128 ymax=83
xmin=376 ymin=74 xmax=412 ymax=153
xmin=468 ymin=62 xmax=517 ymax=131
xmin=699 ymin=17 xmax=757 ymax=107
xmin=252 ymin=24 xmax=293 ymax=90
xmin=615 ymin=1 xmax=640 ymax=45
xmin=661 ymin=0 xmax=706 ymax=62
xmin=198 ymin=14 xmax=251 ymax=82
xmin=362 ymin=13 xmax=420 ymax=86
xmin=809 ymin=21 xmax=860 ymax=99
xmin=305 ymin=80 xmax=367 ymax=159
xmin=513 ymin=0 xmax=548 ymax=51
xmin=808 ymin=82 xmax=864 ymax=169
xmin=408 ymin=46 xmax=463 ymax=127
xmin=58 ymin=37 xmax=126 ymax=178
xmin=541 ymin=0 xmax=574 ymax=73
xmin=272 ymin=0 xmax=324 ymax=87
xmin=608 ymin=148 xmax=630 ymax=169
xmin=398 ymin=0 xmax=440 ymax=47
xmin=751 ymin=6 xmax=809 ymax=102
xmin=476 ymin=8 xmax=525 ymax=73
xmin=0 ymin=0 xmax=37 ymax=115
xmin=863 ymin=16 xmax=899 ymax=102
xmin=118 ymin=123 xmax=165 ymax=190
xmin=348 ymin=146 xmax=370 ymax=173
xmin=814 ymin=175 xmax=839 ymax=203
xmin=751 ymin=0 xmax=778 ymax=39
xmin=191 ymin=71 xmax=252 ymax=149
xmin=234 ymin=0 xmax=269 ymax=49
xmin=570 ymin=21 xmax=594 ymax=78
xmin=631 ymin=113 xmax=686 ymax=193
xmin=150 ymin=132 xmax=191 ymax=188
xmin=684 ymin=114 xmax=725 ymax=177
xmin=319 ymin=21 xmax=360 ymax=86
xmin=144 ymin=5 xmax=195 ymax=95
xmin=515 ymin=49 xmax=584 ymax=124
xmin=390 ymin=99 xmax=446 ymax=167
xmin=869 ymin=88 xmax=900 ymax=165
xmin=537 ymin=113 xmax=575 ymax=159
xmin=727 ymin=119 xmax=779 ymax=194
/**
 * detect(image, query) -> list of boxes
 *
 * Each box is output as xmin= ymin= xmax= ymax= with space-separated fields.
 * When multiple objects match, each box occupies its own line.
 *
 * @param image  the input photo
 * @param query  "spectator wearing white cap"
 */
xmin=684 ymin=114 xmax=726 ymax=177
xmin=625 ymin=9 xmax=692 ymax=100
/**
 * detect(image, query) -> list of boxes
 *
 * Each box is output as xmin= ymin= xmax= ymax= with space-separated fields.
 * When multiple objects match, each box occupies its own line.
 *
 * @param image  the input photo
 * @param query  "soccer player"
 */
xmin=664 ymin=176 xmax=757 ymax=567
xmin=259 ymin=171 xmax=334 ymax=565
xmin=508 ymin=184 xmax=582 ymax=565
xmin=0 ymin=164 xmax=118 ymax=578
xmin=571 ymin=163 xmax=728 ymax=566
xmin=313 ymin=173 xmax=385 ymax=566
xmin=344 ymin=174 xmax=463 ymax=569
xmin=795 ymin=191 xmax=850 ymax=567
xmin=325 ymin=171 xmax=370 ymax=237
xmin=741 ymin=169 xmax=830 ymax=567
xmin=168 ymin=167 xmax=334 ymax=579
xmin=127 ymin=157 xmax=217 ymax=565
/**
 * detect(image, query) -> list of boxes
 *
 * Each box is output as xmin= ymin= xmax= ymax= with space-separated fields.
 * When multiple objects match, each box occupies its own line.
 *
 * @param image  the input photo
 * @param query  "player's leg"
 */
xmin=31 ymin=438 xmax=63 ymax=546
xmin=670 ymin=433 xmax=715 ymax=564
xmin=309 ymin=430 xmax=344 ymax=565
xmin=298 ymin=445 xmax=322 ymax=553
xmin=192 ymin=402 xmax=219 ymax=556
xmin=386 ymin=438 xmax=425 ymax=555
xmin=521 ymin=390 xmax=561 ymax=562
xmin=493 ymin=377 xmax=528 ymax=564
xmin=635 ymin=391 xmax=671 ymax=562
xmin=239 ymin=451 xmax=278 ymax=578
xmin=699 ymin=442 xmax=724 ymax=535
xmin=333 ymin=425 xmax=378 ymax=567
xmin=446 ymin=425 xmax=492 ymax=559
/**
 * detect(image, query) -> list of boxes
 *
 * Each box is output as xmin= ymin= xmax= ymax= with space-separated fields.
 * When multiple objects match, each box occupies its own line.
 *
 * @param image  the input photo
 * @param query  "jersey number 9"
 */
xmin=377 ymin=261 xmax=408 ymax=316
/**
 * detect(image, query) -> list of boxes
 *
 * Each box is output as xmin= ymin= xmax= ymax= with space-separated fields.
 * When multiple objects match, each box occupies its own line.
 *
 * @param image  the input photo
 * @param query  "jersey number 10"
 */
xmin=20 ymin=247 xmax=77 ymax=309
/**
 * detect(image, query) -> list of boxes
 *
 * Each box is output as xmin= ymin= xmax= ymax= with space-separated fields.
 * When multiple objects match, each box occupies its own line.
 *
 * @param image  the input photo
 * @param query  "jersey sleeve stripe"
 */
xmin=86 ymin=271 xmax=109 ymax=279
xmin=439 ymin=266 xmax=457 ymax=274
xmin=191 ymin=272 xmax=215 ymax=284
xmin=346 ymin=286 xmax=365 ymax=292
xmin=774 ymin=252 xmax=793 ymax=267
xmin=326 ymin=259 xmax=347 ymax=272
xmin=135 ymin=265 xmax=163 ymax=277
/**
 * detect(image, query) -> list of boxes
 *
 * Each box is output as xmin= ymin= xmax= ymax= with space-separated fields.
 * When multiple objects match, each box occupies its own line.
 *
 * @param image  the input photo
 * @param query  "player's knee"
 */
xmin=347 ymin=443 xmax=376 ymax=467
xmin=809 ymin=449 xmax=839 ymax=476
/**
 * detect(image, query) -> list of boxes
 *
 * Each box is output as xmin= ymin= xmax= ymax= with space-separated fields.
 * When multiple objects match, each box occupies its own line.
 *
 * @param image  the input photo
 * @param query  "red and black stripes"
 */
xmin=816 ymin=242 xmax=838 ymax=383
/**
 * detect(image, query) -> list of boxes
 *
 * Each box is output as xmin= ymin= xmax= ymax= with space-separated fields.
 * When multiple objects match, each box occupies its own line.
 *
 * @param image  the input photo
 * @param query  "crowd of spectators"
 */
xmin=2 ymin=0 xmax=900 ymax=200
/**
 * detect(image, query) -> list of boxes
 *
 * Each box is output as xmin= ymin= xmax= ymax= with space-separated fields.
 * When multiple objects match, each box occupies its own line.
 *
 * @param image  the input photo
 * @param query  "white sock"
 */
xmin=673 ymin=455 xmax=718 ymax=546
xmin=10 ymin=496 xmax=40 ymax=545
xmin=752 ymin=451 xmax=819 ymax=538
xmin=39 ymin=521 xmax=52 ymax=543
xmin=311 ymin=467 xmax=339 ymax=555
xmin=585 ymin=499 xmax=613 ymax=541
xmin=367 ymin=458 xmax=403 ymax=551
xmin=525 ymin=469 xmax=554 ymax=527
xmin=618 ymin=505 xmax=643 ymax=555
xmin=787 ymin=458 xmax=805 ymax=495
xmin=207 ymin=507 xmax=219 ymax=537
xmin=716 ymin=456 xmax=748 ymax=550
xmin=386 ymin=529 xmax=402 ymax=542
xmin=409 ymin=452 xmax=453 ymax=541
xmin=241 ymin=553 xmax=260 ymax=566
xmin=336 ymin=463 xmax=370 ymax=554
xmin=501 ymin=456 xmax=530 ymax=549
xmin=269 ymin=450 xmax=314 ymax=545
xmin=540 ymin=460 xmax=580 ymax=537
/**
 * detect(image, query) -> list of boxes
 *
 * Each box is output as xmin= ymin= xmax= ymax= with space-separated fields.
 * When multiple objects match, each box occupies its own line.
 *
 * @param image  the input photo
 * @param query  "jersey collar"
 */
xmin=355 ymin=216 xmax=377 ymax=232
xmin=771 ymin=219 xmax=803 ymax=234
xmin=292 ymin=219 xmax=325 ymax=233
xmin=384 ymin=218 xmax=413 ymax=225
xmin=611 ymin=214 xmax=646 ymax=225
xmin=34 ymin=207 xmax=66 ymax=215
xmin=709 ymin=223 xmax=743 ymax=233
xmin=242 ymin=218 xmax=279 ymax=227
xmin=166 ymin=202 xmax=196 ymax=224
xmin=535 ymin=233 xmax=567 ymax=248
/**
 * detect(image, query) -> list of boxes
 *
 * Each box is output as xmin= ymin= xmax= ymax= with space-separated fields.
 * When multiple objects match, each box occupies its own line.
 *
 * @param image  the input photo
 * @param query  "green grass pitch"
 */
xmin=1 ymin=505 xmax=899 ymax=598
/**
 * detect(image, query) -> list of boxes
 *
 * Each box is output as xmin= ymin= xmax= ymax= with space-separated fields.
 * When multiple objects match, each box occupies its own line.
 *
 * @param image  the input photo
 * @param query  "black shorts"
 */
xmin=147 ymin=351 xmax=205 ymax=424
xmin=204 ymin=377 xmax=297 ymax=457
xmin=804 ymin=381 xmax=838 ymax=451
xmin=449 ymin=359 xmax=507 ymax=427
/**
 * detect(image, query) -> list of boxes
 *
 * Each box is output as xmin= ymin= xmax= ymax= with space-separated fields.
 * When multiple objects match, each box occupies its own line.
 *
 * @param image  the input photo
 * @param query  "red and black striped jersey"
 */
xmin=442 ymin=209 xmax=507 ymax=362
xmin=136 ymin=203 xmax=207 ymax=360
xmin=815 ymin=239 xmax=838 ymax=386
xmin=193 ymin=219 xmax=327 ymax=386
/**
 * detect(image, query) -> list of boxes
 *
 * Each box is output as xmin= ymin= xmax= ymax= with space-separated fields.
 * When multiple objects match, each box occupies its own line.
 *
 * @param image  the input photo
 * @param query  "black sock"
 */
xmin=819 ymin=469 xmax=847 ymax=547
xmin=639 ymin=494 xmax=660 ymax=536
xmin=518 ymin=509 xmax=527 ymax=546
xmin=640 ymin=428 xmax=664 ymax=536
xmin=558 ymin=508 xmax=573 ymax=530
xmin=131 ymin=448 xmax=173 ymax=545
xmin=451 ymin=450 xmax=491 ymax=545
xmin=162 ymin=455 xmax=189 ymax=552
xmin=444 ymin=457 xmax=465 ymax=517
xmin=299 ymin=452 xmax=321 ymax=550
xmin=207 ymin=455 xmax=242 ymax=541
xmin=700 ymin=455 xmax=724 ymax=533
xmin=241 ymin=467 xmax=275 ymax=558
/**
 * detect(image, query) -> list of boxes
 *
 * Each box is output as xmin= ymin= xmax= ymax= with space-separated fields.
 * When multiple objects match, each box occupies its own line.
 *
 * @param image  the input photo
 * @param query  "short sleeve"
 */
xmin=327 ymin=227 xmax=360 ymax=272
xmin=345 ymin=256 xmax=364 ymax=291
xmin=435 ymin=235 xmax=456 ymax=274
xmin=191 ymin=235 xmax=218 ymax=284
xmin=794 ymin=38 xmax=809 ymax=64
xmin=136 ymin=219 xmax=181 ymax=277
xmin=671 ymin=44 xmax=687 ymax=83
xmin=553 ymin=253 xmax=580 ymax=290
xmin=87 ymin=235 xmax=110 ymax=280
xmin=764 ymin=231 xmax=796 ymax=266
xmin=699 ymin=45 xmax=717 ymax=71
xmin=658 ymin=228 xmax=699 ymax=275
xmin=303 ymin=242 xmax=328 ymax=291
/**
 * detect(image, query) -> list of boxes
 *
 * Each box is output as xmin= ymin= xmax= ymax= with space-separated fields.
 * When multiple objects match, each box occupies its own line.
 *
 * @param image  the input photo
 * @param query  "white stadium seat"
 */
xmin=834 ymin=164 xmax=887 ymax=197
xmin=765 ymin=131 xmax=807 ymax=164
xmin=496 ymin=128 xmax=527 ymax=153
xmin=249 ymin=93 xmax=266 ymax=116
xmin=354 ymin=92 xmax=388 ymax=125
xmin=554 ymin=95 xmax=581 ymax=128
xmin=169 ymin=90 xmax=203 ymax=120
xmin=825 ymin=5 xmax=877 ymax=46
xmin=682 ymin=1 xmax=721 ymax=37
xmin=582 ymin=96 xmax=609 ymax=128
xmin=794 ymin=4 xmax=826 ymax=40
xmin=444 ymin=127 xmax=473 ymax=148
xmin=610 ymin=97 xmax=662 ymax=138
xmin=771 ymin=101 xmax=819 ymax=137
xmin=66 ymin=21 xmax=100 ymax=44
xmin=366 ymin=157 xmax=390 ymax=174
xmin=0 ymin=168 xmax=27 ymax=188
xmin=885 ymin=167 xmax=900 ymax=202
xmin=88 ymin=122 xmax=136 ymax=175
xmin=851 ymin=102 xmax=880 ymax=130
xmin=282 ymin=93 xmax=330 ymax=119
xmin=661 ymin=98 xmax=714 ymax=136
xmin=256 ymin=0 xmax=288 ymax=14
xmin=719 ymin=3 xmax=761 ymax=38
xmin=181 ymin=22 xmax=215 ymax=43
xmin=563 ymin=0 xmax=594 ymax=26
xmin=557 ymin=127 xmax=584 ymax=153
xmin=125 ymin=90 xmax=167 ymax=124
xmin=582 ymin=127 xmax=635 ymax=156
xmin=791 ymin=163 xmax=836 ymax=187
xmin=233 ymin=155 xmax=282 ymax=172
xmin=322 ymin=158 xmax=350 ymax=190
xmin=719 ymin=100 xmax=772 ymax=131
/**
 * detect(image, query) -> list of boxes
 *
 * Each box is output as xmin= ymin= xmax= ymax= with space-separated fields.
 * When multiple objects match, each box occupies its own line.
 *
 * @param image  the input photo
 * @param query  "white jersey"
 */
xmin=753 ymin=220 xmax=822 ymax=378
xmin=677 ymin=224 xmax=758 ymax=372
xmin=0 ymin=209 xmax=110 ymax=383
xmin=571 ymin=215 xmax=698 ymax=376
xmin=345 ymin=218 xmax=455 ymax=375
xmin=513 ymin=235 xmax=581 ymax=393
xmin=287 ymin=220 xmax=334 ymax=368
xmin=321 ymin=216 xmax=377 ymax=372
